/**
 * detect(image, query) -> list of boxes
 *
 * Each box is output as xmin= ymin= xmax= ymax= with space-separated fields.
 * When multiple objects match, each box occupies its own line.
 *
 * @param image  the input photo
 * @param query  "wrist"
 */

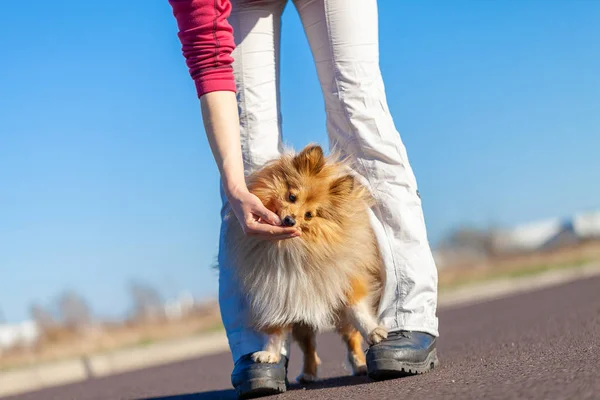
xmin=220 ymin=157 xmax=247 ymax=200
xmin=223 ymin=179 xmax=248 ymax=201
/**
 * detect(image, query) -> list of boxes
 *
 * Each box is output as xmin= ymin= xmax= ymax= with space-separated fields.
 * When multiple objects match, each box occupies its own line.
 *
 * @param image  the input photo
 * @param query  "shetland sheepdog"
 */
xmin=224 ymin=144 xmax=387 ymax=382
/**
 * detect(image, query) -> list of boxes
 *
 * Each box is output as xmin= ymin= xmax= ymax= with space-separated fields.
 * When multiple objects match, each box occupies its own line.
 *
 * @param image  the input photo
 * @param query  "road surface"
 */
xmin=6 ymin=276 xmax=600 ymax=400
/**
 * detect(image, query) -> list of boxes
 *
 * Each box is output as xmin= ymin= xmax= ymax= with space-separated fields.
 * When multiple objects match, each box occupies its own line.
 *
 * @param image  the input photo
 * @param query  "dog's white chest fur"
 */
xmin=233 ymin=240 xmax=353 ymax=330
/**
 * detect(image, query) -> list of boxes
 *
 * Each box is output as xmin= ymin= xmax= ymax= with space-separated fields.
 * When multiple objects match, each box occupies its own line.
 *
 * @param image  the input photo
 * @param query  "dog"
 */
xmin=224 ymin=144 xmax=387 ymax=382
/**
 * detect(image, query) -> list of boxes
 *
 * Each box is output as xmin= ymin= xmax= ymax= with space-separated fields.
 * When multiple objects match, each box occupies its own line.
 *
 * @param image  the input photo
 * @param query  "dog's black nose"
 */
xmin=282 ymin=216 xmax=296 ymax=227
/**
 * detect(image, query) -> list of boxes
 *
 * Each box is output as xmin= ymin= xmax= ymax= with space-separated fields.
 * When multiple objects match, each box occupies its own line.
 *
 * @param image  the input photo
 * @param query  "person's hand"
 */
xmin=227 ymin=186 xmax=301 ymax=240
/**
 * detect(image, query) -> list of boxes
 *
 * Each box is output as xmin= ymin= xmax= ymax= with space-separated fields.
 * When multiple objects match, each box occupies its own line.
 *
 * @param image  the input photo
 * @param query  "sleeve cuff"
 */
xmin=196 ymin=78 xmax=237 ymax=98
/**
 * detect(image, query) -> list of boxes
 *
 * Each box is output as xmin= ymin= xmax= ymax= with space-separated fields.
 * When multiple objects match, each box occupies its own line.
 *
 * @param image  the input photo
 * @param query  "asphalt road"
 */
xmin=7 ymin=276 xmax=600 ymax=400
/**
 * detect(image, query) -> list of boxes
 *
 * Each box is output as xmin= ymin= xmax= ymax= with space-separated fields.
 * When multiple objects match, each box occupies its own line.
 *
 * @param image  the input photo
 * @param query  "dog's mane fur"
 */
xmin=223 ymin=145 xmax=384 ymax=331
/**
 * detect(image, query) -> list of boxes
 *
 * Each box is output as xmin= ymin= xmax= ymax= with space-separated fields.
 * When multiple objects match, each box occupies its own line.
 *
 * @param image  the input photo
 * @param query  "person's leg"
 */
xmin=294 ymin=0 xmax=439 ymax=377
xmin=217 ymin=0 xmax=289 ymax=371
xmin=219 ymin=1 xmax=293 ymax=397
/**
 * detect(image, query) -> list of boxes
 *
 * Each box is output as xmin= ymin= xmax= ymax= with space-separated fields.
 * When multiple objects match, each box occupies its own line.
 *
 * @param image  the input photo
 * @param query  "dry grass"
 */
xmin=438 ymin=240 xmax=600 ymax=291
xmin=0 ymin=310 xmax=223 ymax=372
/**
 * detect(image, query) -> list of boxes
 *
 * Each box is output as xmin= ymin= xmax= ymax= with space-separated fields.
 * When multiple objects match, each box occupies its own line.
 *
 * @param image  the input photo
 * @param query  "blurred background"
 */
xmin=0 ymin=0 xmax=598 ymax=390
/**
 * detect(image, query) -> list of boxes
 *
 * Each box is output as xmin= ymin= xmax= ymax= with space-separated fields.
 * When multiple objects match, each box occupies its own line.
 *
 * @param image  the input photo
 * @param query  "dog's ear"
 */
xmin=293 ymin=144 xmax=325 ymax=175
xmin=329 ymin=174 xmax=355 ymax=198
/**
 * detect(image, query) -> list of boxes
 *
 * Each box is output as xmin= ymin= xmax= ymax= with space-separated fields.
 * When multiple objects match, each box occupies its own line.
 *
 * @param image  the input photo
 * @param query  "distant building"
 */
xmin=434 ymin=210 xmax=600 ymax=269
xmin=493 ymin=218 xmax=565 ymax=253
xmin=494 ymin=211 xmax=600 ymax=254
xmin=0 ymin=320 xmax=40 ymax=353
xmin=573 ymin=211 xmax=600 ymax=238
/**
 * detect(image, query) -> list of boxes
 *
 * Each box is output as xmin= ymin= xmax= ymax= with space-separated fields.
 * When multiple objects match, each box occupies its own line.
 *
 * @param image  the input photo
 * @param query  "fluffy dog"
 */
xmin=224 ymin=144 xmax=387 ymax=382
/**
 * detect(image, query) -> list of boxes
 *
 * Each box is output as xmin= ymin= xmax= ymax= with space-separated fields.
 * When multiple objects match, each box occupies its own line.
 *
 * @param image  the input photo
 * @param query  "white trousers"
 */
xmin=217 ymin=0 xmax=439 ymax=363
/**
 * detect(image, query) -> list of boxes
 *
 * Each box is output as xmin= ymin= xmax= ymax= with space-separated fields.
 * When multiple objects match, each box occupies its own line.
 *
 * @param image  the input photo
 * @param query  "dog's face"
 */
xmin=248 ymin=145 xmax=359 ymax=238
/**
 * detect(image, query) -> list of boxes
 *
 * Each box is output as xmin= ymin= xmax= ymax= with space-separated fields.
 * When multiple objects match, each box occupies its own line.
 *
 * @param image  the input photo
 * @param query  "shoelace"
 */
xmin=387 ymin=330 xmax=411 ymax=339
xmin=364 ymin=330 xmax=409 ymax=354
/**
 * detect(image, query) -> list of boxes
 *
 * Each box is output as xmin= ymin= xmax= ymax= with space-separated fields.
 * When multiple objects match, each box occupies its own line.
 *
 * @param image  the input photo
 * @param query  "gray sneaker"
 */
xmin=366 ymin=330 xmax=439 ymax=380
xmin=231 ymin=353 xmax=289 ymax=399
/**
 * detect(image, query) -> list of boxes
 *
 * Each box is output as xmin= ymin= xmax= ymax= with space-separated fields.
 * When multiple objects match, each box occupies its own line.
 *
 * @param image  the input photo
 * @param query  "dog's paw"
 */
xmin=296 ymin=372 xmax=319 ymax=383
xmin=367 ymin=326 xmax=388 ymax=345
xmin=251 ymin=351 xmax=280 ymax=364
xmin=352 ymin=364 xmax=368 ymax=376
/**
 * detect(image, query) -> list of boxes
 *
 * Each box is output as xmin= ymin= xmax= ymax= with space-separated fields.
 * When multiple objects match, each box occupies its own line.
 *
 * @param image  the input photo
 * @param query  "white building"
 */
xmin=0 ymin=320 xmax=40 ymax=352
xmin=493 ymin=218 xmax=565 ymax=253
xmin=473 ymin=210 xmax=600 ymax=255
xmin=434 ymin=210 xmax=600 ymax=268
xmin=573 ymin=211 xmax=600 ymax=238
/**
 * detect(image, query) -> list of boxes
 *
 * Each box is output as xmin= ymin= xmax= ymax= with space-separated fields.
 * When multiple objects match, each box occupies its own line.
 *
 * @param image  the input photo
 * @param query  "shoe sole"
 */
xmin=367 ymin=348 xmax=439 ymax=381
xmin=235 ymin=378 xmax=287 ymax=399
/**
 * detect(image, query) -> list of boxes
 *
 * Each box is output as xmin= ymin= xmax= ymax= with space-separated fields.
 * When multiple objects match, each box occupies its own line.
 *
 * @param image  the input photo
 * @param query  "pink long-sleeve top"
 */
xmin=169 ymin=0 xmax=237 ymax=98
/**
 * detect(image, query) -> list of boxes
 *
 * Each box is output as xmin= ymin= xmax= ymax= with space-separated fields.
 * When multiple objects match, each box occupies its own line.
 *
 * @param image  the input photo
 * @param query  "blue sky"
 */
xmin=1 ymin=1 xmax=598 ymax=323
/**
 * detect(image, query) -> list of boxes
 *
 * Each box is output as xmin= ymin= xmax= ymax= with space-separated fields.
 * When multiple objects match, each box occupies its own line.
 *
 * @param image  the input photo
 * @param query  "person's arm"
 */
xmin=169 ymin=0 xmax=299 ymax=238
xmin=201 ymin=92 xmax=300 ymax=238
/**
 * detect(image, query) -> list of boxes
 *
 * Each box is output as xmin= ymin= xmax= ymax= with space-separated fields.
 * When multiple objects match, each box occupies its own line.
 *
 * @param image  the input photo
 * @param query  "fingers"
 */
xmin=245 ymin=221 xmax=300 ymax=239
xmin=229 ymin=190 xmax=298 ymax=239
xmin=252 ymin=204 xmax=282 ymax=226
xmin=262 ymin=233 xmax=300 ymax=241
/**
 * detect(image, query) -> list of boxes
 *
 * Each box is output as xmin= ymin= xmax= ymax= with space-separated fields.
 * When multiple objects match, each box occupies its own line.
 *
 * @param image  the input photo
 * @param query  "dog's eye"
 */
xmin=288 ymin=193 xmax=297 ymax=203
xmin=304 ymin=211 xmax=313 ymax=220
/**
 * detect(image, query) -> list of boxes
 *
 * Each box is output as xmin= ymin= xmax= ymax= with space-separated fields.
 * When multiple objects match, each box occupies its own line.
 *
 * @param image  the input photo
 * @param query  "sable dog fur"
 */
xmin=224 ymin=144 xmax=388 ymax=382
